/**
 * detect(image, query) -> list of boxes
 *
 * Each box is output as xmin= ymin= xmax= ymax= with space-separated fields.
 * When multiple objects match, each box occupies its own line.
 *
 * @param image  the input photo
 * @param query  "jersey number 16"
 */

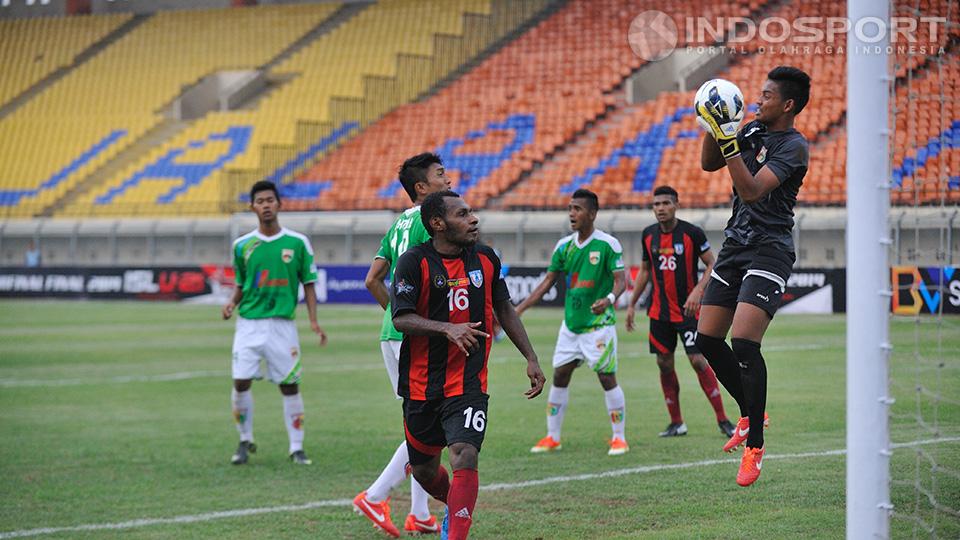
xmin=448 ymin=288 xmax=469 ymax=311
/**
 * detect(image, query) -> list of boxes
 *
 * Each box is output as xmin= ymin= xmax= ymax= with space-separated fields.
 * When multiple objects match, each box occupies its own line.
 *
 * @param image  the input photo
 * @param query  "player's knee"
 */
xmin=278 ymin=383 xmax=299 ymax=396
xmin=597 ymin=373 xmax=618 ymax=391
xmin=410 ymin=462 xmax=438 ymax=485
xmin=448 ymin=442 xmax=478 ymax=470
xmin=730 ymin=337 xmax=761 ymax=365
xmin=233 ymin=379 xmax=252 ymax=392
xmin=552 ymin=368 xmax=573 ymax=387
xmin=655 ymin=354 xmax=674 ymax=372
xmin=688 ymin=354 xmax=708 ymax=371
xmin=694 ymin=333 xmax=722 ymax=356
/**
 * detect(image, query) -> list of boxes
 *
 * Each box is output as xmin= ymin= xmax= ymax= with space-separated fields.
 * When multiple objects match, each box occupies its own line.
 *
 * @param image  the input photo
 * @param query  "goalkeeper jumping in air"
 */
xmin=695 ymin=66 xmax=811 ymax=486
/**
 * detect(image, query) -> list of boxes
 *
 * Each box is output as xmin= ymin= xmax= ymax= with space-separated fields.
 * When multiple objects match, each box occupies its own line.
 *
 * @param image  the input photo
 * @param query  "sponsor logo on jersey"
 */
xmin=589 ymin=251 xmax=600 ymax=265
xmin=434 ymin=274 xmax=446 ymax=288
xmin=281 ymin=248 xmax=294 ymax=263
xmin=396 ymin=278 xmax=414 ymax=294
xmin=469 ymin=269 xmax=483 ymax=288
xmin=253 ymin=269 xmax=289 ymax=288
xmin=569 ymin=273 xmax=594 ymax=289
xmin=447 ymin=277 xmax=470 ymax=288
xmin=756 ymin=145 xmax=767 ymax=163
xmin=658 ymin=247 xmax=676 ymax=256
xmin=674 ymin=243 xmax=684 ymax=255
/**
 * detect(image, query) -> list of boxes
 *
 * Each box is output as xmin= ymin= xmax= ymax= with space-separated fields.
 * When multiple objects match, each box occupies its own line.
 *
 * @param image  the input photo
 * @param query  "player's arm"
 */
xmin=364 ymin=257 xmax=391 ymax=310
xmin=222 ymin=284 xmax=243 ymax=320
xmin=514 ymin=270 xmax=560 ymax=316
xmin=494 ymin=297 xmax=546 ymax=399
xmin=625 ymin=261 xmax=651 ymax=332
xmin=590 ymin=270 xmax=626 ymax=314
xmin=223 ymin=243 xmax=244 ymax=320
xmin=701 ymin=133 xmax=727 ymax=172
xmin=302 ymin=282 xmax=327 ymax=346
xmin=394 ymin=314 xmax=489 ymax=355
xmin=683 ymin=249 xmax=716 ymax=317
xmin=723 ymin=158 xmax=781 ymax=203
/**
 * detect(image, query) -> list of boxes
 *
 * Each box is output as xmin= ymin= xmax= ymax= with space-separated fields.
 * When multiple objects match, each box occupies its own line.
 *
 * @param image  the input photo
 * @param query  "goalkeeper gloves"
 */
xmin=696 ymin=100 xmax=742 ymax=159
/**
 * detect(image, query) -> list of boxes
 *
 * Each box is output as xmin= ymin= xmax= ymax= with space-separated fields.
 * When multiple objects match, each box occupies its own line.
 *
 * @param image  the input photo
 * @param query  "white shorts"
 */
xmin=381 ymin=340 xmax=402 ymax=400
xmin=232 ymin=317 xmax=302 ymax=384
xmin=552 ymin=321 xmax=618 ymax=374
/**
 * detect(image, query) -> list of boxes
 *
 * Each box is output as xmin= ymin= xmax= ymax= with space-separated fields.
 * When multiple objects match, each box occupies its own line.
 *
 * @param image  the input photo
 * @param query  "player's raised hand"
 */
xmin=524 ymin=359 xmax=546 ymax=399
xmin=625 ymin=305 xmax=637 ymax=332
xmin=221 ymin=302 xmax=235 ymax=320
xmin=311 ymin=320 xmax=328 ymax=346
xmin=445 ymin=321 xmax=489 ymax=355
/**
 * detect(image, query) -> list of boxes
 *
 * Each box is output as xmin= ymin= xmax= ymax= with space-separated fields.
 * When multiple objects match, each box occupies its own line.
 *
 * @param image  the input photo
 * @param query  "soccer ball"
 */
xmin=694 ymin=78 xmax=745 ymax=138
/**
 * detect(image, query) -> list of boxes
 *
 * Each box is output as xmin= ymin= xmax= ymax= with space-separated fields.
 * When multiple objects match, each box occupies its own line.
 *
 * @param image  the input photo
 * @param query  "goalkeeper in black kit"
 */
xmin=694 ymin=66 xmax=810 ymax=487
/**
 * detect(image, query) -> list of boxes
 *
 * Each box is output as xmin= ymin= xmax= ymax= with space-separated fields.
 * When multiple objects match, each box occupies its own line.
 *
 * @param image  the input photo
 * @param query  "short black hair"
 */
xmin=653 ymin=185 xmax=679 ymax=201
xmin=420 ymin=190 xmax=460 ymax=237
xmin=250 ymin=180 xmax=280 ymax=203
xmin=399 ymin=152 xmax=443 ymax=203
xmin=767 ymin=65 xmax=811 ymax=115
xmin=571 ymin=188 xmax=599 ymax=211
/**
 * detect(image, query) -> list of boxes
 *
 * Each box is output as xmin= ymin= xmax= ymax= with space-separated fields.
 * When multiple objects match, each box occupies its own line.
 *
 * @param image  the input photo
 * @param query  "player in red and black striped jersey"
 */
xmin=625 ymin=186 xmax=734 ymax=439
xmin=391 ymin=190 xmax=545 ymax=540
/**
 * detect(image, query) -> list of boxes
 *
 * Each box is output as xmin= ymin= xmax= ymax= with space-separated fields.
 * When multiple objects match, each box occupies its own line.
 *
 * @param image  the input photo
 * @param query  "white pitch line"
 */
xmin=0 ymin=343 xmax=830 ymax=388
xmin=1 ymin=436 xmax=956 ymax=539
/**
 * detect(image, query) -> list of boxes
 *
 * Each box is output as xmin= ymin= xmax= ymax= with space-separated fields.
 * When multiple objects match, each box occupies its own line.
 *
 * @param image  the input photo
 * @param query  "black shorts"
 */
xmin=649 ymin=317 xmax=700 ymax=355
xmin=403 ymin=393 xmax=489 ymax=466
xmin=701 ymin=241 xmax=795 ymax=318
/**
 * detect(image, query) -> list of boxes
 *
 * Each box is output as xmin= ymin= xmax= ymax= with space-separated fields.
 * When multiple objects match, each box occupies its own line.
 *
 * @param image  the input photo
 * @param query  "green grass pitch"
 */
xmin=1 ymin=301 xmax=957 ymax=539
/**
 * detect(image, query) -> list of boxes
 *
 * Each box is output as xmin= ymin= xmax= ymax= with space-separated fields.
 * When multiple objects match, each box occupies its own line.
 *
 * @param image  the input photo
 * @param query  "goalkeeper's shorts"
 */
xmin=701 ymin=241 xmax=795 ymax=318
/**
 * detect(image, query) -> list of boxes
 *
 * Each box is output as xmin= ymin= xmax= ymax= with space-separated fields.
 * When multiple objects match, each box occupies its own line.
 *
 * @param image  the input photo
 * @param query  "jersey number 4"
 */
xmin=658 ymin=255 xmax=677 ymax=271
xmin=448 ymin=288 xmax=469 ymax=311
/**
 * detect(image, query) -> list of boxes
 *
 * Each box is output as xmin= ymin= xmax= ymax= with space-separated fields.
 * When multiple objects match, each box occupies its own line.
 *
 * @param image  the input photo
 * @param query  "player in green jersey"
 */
xmin=516 ymin=189 xmax=629 ymax=456
xmin=353 ymin=153 xmax=450 ymax=537
xmin=222 ymin=181 xmax=327 ymax=466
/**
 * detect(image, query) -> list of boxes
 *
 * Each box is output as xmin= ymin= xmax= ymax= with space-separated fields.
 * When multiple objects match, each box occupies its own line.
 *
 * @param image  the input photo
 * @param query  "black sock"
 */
xmin=695 ymin=333 xmax=748 ymax=417
xmin=731 ymin=338 xmax=767 ymax=448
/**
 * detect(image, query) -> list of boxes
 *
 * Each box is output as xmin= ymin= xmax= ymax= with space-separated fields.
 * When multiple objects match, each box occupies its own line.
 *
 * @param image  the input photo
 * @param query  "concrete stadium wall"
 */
xmin=1 ymin=208 xmax=957 ymax=268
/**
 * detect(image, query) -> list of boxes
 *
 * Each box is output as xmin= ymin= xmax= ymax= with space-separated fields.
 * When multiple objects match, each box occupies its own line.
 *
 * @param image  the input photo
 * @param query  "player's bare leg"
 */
xmin=532 ymin=363 xmax=577 ymax=453
xmin=687 ymin=352 xmax=733 ymax=436
xmin=655 ymin=353 xmax=685 ymax=436
xmin=598 ymin=372 xmax=628 ymax=454
xmin=231 ymin=378 xmax=256 ymax=465
xmin=279 ymin=383 xmax=310 ymax=465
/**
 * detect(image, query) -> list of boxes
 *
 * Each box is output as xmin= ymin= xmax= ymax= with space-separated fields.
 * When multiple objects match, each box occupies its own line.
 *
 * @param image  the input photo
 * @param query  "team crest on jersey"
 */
xmin=434 ymin=274 xmax=446 ymax=288
xmin=674 ymin=243 xmax=684 ymax=255
xmin=281 ymin=248 xmax=294 ymax=263
xmin=756 ymin=146 xmax=767 ymax=163
xmin=469 ymin=269 xmax=483 ymax=288
xmin=589 ymin=251 xmax=600 ymax=265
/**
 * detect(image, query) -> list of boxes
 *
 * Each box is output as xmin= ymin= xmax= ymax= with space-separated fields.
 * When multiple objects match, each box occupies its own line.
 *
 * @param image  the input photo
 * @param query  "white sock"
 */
xmin=231 ymin=388 xmax=254 ymax=442
xmin=546 ymin=386 xmax=569 ymax=441
xmin=282 ymin=393 xmax=305 ymax=454
xmin=410 ymin=474 xmax=431 ymax=520
xmin=367 ymin=441 xmax=410 ymax=503
xmin=604 ymin=386 xmax=626 ymax=440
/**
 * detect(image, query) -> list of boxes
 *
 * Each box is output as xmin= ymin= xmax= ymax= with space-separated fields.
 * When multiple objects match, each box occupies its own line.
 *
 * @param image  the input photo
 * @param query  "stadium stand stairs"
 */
xmin=410 ymin=0 xmax=569 ymax=106
xmin=0 ymin=14 xmax=149 ymax=122
xmin=43 ymin=3 xmax=365 ymax=219
xmin=258 ymin=2 xmax=373 ymax=72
